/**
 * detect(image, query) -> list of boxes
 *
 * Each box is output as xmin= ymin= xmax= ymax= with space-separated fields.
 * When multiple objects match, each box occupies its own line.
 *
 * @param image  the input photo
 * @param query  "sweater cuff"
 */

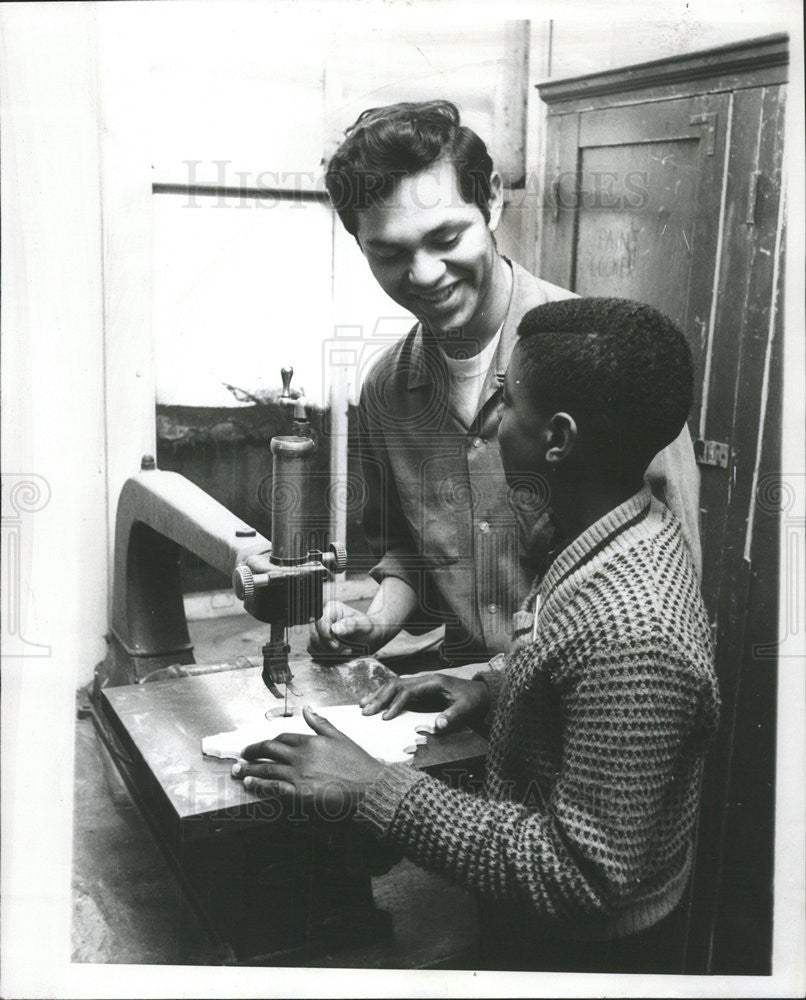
xmin=356 ymin=763 xmax=427 ymax=839
xmin=473 ymin=667 xmax=505 ymax=717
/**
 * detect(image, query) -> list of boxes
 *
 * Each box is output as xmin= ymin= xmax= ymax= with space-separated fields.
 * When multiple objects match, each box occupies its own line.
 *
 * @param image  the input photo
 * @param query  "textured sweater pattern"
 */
xmin=356 ymin=485 xmax=719 ymax=939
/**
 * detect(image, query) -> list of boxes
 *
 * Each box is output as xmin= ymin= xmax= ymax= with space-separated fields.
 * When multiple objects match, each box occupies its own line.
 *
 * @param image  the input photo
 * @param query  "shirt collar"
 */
xmin=495 ymin=258 xmax=532 ymax=377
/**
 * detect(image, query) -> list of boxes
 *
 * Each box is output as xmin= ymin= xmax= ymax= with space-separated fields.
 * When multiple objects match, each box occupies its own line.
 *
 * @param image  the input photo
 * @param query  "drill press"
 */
xmin=232 ymin=370 xmax=346 ymax=709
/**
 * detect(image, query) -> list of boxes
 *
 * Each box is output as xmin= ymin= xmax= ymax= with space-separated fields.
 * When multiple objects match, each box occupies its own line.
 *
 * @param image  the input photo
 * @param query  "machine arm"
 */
xmin=105 ymin=457 xmax=272 ymax=686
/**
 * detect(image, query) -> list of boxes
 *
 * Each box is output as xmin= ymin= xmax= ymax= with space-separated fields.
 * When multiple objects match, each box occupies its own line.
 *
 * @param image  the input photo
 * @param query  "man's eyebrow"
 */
xmin=365 ymin=220 xmax=471 ymax=249
xmin=426 ymin=220 xmax=470 ymax=237
xmin=364 ymin=237 xmax=402 ymax=249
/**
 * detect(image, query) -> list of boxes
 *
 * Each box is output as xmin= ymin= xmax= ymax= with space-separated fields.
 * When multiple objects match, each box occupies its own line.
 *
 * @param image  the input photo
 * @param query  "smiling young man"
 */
xmin=232 ymin=298 xmax=719 ymax=973
xmin=310 ymin=100 xmax=702 ymax=665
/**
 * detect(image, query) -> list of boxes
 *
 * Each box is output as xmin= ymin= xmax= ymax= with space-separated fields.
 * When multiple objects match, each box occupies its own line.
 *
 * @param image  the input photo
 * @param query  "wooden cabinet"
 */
xmin=537 ymin=34 xmax=788 ymax=975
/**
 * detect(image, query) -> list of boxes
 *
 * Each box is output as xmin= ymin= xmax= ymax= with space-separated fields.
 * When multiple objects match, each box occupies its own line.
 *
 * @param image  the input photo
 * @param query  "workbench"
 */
xmin=93 ymin=650 xmax=488 ymax=966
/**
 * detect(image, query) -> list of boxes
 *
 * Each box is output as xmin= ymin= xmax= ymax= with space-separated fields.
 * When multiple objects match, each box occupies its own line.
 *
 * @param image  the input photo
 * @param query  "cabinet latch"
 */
xmin=694 ymin=439 xmax=730 ymax=468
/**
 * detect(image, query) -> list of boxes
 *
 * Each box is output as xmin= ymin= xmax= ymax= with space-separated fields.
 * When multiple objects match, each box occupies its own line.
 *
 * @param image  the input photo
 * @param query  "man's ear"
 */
xmin=487 ymin=171 xmax=504 ymax=232
xmin=546 ymin=412 xmax=578 ymax=467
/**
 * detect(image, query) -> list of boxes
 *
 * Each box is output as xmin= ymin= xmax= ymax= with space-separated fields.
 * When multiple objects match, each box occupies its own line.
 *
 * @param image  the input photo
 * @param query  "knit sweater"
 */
xmin=356 ymin=485 xmax=719 ymax=940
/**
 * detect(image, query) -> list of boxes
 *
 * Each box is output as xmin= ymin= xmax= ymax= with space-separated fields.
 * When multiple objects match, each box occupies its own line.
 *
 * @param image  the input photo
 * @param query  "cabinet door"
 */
xmin=540 ymin=83 xmax=786 ymax=975
xmin=540 ymin=92 xmax=729 ymax=478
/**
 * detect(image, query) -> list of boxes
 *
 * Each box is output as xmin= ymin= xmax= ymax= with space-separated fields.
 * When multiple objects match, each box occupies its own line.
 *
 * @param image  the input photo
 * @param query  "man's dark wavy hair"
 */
xmin=516 ymin=298 xmax=694 ymax=474
xmin=325 ymin=100 xmax=494 ymax=238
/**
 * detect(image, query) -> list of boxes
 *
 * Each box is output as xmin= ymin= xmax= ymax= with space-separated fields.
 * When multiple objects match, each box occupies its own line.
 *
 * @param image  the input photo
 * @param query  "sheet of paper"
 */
xmin=201 ymin=705 xmax=441 ymax=764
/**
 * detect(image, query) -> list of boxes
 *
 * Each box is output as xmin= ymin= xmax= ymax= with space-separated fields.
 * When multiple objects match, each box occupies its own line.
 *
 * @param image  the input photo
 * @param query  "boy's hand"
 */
xmin=231 ymin=706 xmax=385 ymax=812
xmin=359 ymin=673 xmax=490 ymax=733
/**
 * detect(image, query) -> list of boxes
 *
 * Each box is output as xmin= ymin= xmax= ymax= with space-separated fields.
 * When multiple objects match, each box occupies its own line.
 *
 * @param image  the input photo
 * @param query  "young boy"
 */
xmin=232 ymin=297 xmax=719 ymax=972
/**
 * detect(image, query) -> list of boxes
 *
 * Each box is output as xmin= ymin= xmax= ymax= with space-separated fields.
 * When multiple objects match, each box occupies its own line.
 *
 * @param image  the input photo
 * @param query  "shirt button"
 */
xmin=472 ymin=437 xmax=484 ymax=448
xmin=479 ymin=520 xmax=490 ymax=533
xmin=487 ymin=603 xmax=499 ymax=614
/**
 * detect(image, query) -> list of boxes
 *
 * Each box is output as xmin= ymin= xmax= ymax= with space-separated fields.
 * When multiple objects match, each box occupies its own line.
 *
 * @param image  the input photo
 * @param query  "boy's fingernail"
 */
xmin=436 ymin=715 xmax=448 ymax=730
xmin=231 ymin=763 xmax=241 ymax=775
xmin=331 ymin=621 xmax=345 ymax=636
xmin=244 ymin=776 xmax=252 ymax=788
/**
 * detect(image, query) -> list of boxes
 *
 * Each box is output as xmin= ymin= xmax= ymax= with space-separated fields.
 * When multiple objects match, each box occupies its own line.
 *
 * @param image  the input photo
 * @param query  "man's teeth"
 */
xmin=420 ymin=285 xmax=455 ymax=303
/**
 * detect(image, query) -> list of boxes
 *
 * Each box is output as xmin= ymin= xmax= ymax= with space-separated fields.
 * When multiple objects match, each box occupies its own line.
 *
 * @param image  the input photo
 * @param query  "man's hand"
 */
xmin=231 ymin=706 xmax=385 ymax=813
xmin=307 ymin=576 xmax=420 ymax=661
xmin=307 ymin=600 xmax=387 ymax=659
xmin=359 ymin=673 xmax=490 ymax=733
xmin=244 ymin=550 xmax=272 ymax=573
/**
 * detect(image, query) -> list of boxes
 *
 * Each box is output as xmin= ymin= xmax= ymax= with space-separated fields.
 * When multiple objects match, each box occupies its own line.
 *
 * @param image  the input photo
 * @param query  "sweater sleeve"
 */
xmin=472 ymin=664 xmax=507 ymax=720
xmin=356 ymin=637 xmax=713 ymax=923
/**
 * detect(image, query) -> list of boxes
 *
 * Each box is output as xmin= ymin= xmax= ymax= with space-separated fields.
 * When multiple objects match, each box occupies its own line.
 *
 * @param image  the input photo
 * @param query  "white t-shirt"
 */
xmin=442 ymin=325 xmax=503 ymax=427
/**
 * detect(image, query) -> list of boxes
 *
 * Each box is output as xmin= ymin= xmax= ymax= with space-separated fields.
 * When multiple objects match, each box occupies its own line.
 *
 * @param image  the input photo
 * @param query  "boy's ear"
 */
xmin=487 ymin=171 xmax=504 ymax=232
xmin=546 ymin=412 xmax=578 ymax=467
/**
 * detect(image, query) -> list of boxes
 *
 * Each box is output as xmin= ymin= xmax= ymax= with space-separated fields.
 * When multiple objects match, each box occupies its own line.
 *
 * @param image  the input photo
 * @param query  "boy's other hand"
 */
xmin=359 ymin=673 xmax=490 ymax=733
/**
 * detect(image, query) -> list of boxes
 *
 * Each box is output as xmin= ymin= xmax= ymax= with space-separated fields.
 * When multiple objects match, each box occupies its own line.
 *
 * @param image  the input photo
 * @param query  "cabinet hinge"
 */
xmin=746 ymin=171 xmax=761 ymax=225
xmin=689 ymin=112 xmax=718 ymax=155
xmin=694 ymin=438 xmax=730 ymax=468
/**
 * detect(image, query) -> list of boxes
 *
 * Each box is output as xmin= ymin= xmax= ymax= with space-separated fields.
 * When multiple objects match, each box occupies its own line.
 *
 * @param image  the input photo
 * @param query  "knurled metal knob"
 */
xmin=233 ymin=565 xmax=255 ymax=601
xmin=329 ymin=541 xmax=348 ymax=573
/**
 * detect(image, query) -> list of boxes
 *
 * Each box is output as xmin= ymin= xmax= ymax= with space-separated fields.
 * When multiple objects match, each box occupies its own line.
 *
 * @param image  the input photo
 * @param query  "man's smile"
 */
xmin=411 ymin=281 xmax=462 ymax=309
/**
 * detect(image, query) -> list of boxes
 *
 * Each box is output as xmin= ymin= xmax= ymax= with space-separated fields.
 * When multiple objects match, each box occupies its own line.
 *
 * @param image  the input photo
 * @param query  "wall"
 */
xmin=547 ymin=11 xmax=792 ymax=80
xmin=1 ymin=3 xmax=107 ymax=986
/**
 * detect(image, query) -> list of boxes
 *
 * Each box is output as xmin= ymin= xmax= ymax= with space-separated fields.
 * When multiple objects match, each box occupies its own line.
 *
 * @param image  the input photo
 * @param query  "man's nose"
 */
xmin=408 ymin=250 xmax=446 ymax=287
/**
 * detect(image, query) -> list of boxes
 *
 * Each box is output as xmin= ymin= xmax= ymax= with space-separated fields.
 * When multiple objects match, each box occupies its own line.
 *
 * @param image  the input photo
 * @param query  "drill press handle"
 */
xmin=232 ymin=542 xmax=347 ymax=600
xmin=280 ymin=365 xmax=294 ymax=400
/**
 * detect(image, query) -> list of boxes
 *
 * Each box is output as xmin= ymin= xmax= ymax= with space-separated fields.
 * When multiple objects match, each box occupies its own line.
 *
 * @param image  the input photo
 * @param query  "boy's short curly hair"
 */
xmin=516 ymin=298 xmax=694 ymax=473
xmin=325 ymin=100 xmax=494 ymax=238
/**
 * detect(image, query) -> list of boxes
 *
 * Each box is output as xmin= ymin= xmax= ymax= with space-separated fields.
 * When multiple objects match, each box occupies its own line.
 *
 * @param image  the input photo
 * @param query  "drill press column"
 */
xmin=232 ymin=386 xmax=347 ymax=698
xmin=270 ymin=400 xmax=314 ymax=563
